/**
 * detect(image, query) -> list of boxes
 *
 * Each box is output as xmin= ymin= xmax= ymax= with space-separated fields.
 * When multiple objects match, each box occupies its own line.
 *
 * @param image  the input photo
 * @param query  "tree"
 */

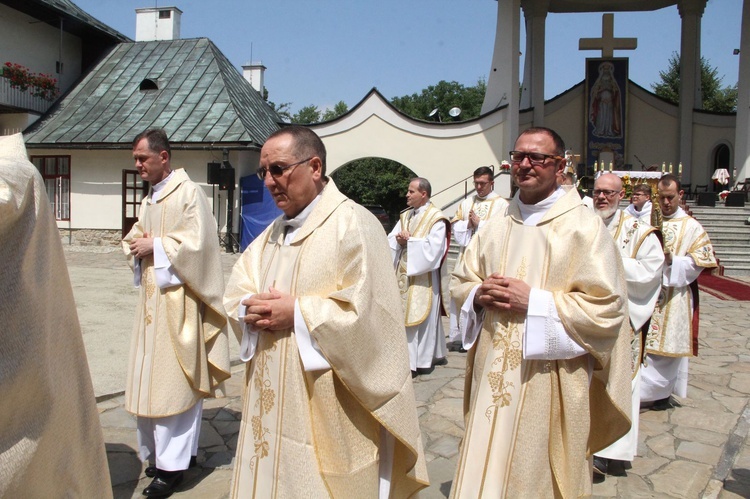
xmin=292 ymin=105 xmax=322 ymax=124
xmin=652 ymin=52 xmax=738 ymax=113
xmin=322 ymin=101 xmax=349 ymax=121
xmin=268 ymin=100 xmax=292 ymax=122
xmin=331 ymin=80 xmax=488 ymax=220
xmin=390 ymin=79 xmax=487 ymax=121
xmin=330 ymin=158 xmax=414 ymax=225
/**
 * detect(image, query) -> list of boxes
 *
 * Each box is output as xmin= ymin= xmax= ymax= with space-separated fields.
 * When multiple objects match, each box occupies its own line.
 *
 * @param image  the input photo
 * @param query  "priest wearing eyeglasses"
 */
xmin=449 ymin=127 xmax=632 ymax=498
xmin=223 ymin=126 xmax=428 ymax=498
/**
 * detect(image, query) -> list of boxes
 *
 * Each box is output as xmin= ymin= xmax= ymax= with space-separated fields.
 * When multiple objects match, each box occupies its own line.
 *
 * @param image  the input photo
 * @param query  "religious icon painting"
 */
xmin=585 ymin=58 xmax=629 ymax=173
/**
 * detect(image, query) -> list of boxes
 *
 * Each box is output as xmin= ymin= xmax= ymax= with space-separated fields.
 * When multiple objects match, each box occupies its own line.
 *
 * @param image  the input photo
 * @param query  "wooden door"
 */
xmin=122 ymin=170 xmax=149 ymax=237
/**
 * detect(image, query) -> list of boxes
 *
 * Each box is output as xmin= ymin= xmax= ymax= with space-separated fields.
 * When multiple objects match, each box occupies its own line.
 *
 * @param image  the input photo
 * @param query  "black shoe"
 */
xmin=143 ymin=470 xmax=183 ymax=497
xmin=145 ymin=456 xmax=196 ymax=478
xmin=433 ymin=357 xmax=448 ymax=366
xmin=458 ymin=347 xmax=467 ymax=353
xmin=651 ymin=397 xmax=676 ymax=411
xmin=411 ymin=370 xmax=418 ymax=379
xmin=593 ymin=456 xmax=608 ymax=477
xmin=607 ymin=459 xmax=628 ymax=476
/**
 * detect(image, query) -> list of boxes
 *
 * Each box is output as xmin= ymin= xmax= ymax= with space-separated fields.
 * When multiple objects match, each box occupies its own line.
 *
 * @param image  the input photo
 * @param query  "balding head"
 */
xmin=593 ymin=173 xmax=624 ymax=220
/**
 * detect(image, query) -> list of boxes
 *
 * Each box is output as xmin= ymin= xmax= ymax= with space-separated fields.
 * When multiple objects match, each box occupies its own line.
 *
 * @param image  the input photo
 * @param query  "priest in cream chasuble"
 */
xmin=450 ymin=128 xmax=632 ymax=498
xmin=0 ymin=134 xmax=112 ymax=498
xmin=224 ymin=127 xmax=428 ymax=498
xmin=592 ymin=174 xmax=664 ymax=467
xmin=123 ymin=130 xmax=230 ymax=483
xmin=449 ymin=167 xmax=509 ymax=342
xmin=388 ymin=177 xmax=450 ymax=374
xmin=643 ymin=175 xmax=717 ymax=403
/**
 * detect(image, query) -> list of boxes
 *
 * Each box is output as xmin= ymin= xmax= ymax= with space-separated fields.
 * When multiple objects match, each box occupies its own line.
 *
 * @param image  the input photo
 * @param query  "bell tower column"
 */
xmin=520 ymin=0 xmax=550 ymax=126
xmin=735 ymin=0 xmax=750 ymax=182
xmin=677 ymin=0 xmax=707 ymax=184
xmin=483 ymin=0 xmax=521 ymax=152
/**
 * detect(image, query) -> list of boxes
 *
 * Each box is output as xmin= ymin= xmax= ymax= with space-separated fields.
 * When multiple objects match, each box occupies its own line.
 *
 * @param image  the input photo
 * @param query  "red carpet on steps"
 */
xmin=698 ymin=273 xmax=750 ymax=301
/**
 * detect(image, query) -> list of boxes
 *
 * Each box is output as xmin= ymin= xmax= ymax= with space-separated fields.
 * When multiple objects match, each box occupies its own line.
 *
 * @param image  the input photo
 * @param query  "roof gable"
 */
xmin=24 ymin=38 xmax=281 ymax=148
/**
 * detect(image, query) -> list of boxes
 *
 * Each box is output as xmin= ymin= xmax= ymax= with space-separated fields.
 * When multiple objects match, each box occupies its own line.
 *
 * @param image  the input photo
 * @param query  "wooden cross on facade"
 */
xmin=579 ymin=13 xmax=637 ymax=58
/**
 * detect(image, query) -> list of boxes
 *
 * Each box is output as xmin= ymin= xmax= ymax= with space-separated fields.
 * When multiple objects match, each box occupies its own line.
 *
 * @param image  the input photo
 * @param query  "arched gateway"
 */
xmin=308 ymin=0 xmax=749 ymax=216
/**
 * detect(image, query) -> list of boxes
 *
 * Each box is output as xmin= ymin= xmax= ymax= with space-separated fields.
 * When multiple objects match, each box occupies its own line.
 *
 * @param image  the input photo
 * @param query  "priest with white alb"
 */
xmin=388 ymin=177 xmax=451 ymax=377
xmin=450 ymin=127 xmax=632 ymax=498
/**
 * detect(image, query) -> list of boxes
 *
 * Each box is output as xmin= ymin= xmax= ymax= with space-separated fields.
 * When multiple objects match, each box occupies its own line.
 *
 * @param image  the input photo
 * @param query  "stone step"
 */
xmin=722 ymin=266 xmax=750 ymax=277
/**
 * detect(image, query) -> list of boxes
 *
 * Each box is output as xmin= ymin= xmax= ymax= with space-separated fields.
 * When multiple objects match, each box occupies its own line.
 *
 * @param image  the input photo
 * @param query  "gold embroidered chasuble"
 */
xmin=0 ymin=134 xmax=112 ymax=498
xmin=450 ymin=187 xmax=632 ymax=498
xmin=645 ymin=213 xmax=716 ymax=357
xmin=397 ymin=203 xmax=450 ymax=327
xmin=224 ymin=181 xmax=428 ymax=498
xmin=122 ymin=169 xmax=230 ymax=417
xmin=606 ymin=210 xmax=663 ymax=376
xmin=451 ymin=193 xmax=509 ymax=264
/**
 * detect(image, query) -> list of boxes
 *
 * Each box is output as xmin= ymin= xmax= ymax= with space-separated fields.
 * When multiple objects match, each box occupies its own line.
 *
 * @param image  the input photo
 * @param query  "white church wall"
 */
xmin=539 ymin=89 xmax=586 ymax=160
xmin=25 ymin=148 xmax=248 ymax=234
xmin=626 ymin=87 xmax=679 ymax=170
xmin=691 ymin=113 xmax=736 ymax=186
xmin=320 ymin=114 xmax=509 ymax=214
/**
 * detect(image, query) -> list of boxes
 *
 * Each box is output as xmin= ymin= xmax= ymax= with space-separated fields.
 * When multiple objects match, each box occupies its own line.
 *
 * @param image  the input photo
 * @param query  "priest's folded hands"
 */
xmin=474 ymin=272 xmax=531 ymax=313
xmin=240 ymin=286 xmax=295 ymax=331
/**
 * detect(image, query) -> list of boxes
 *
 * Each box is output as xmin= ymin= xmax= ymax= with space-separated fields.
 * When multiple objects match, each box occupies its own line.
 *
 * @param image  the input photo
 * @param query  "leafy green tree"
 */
xmin=292 ymin=105 xmax=322 ymax=124
xmin=390 ymin=79 xmax=487 ymax=121
xmin=330 ymin=158 xmax=415 ymax=224
xmin=322 ymin=101 xmax=349 ymax=121
xmin=652 ymin=52 xmax=738 ymax=113
xmin=268 ymin=100 xmax=292 ymax=122
xmin=331 ymin=80 xmax=488 ymax=219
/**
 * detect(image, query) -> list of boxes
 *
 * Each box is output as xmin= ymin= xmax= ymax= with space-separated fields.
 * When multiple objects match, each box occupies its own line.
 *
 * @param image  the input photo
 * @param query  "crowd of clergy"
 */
xmin=0 ymin=124 xmax=716 ymax=498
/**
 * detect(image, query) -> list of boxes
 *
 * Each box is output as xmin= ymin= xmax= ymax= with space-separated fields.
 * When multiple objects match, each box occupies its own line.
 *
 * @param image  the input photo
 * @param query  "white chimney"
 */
xmin=135 ymin=6 xmax=182 ymax=41
xmin=242 ymin=62 xmax=266 ymax=94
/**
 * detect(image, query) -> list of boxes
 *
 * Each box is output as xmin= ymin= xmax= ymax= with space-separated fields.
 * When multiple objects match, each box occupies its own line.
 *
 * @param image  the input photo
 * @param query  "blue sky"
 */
xmin=72 ymin=0 xmax=743 ymax=115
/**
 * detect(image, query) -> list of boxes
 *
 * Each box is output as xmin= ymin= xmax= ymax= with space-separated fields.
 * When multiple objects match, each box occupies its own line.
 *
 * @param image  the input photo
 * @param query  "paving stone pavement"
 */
xmin=65 ymin=248 xmax=750 ymax=498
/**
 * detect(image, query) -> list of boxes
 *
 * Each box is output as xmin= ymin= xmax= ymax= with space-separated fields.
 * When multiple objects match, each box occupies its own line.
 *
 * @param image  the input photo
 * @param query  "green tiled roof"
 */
xmin=24 ymin=38 xmax=282 ymax=148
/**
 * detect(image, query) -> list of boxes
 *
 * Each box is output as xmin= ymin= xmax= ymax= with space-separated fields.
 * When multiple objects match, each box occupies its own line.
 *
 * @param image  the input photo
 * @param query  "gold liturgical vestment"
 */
xmin=450 ymin=192 xmax=508 ymax=265
xmin=646 ymin=213 xmax=716 ymax=357
xmin=123 ymin=169 xmax=230 ymax=417
xmin=397 ymin=204 xmax=449 ymax=326
xmin=0 ymin=134 xmax=112 ymax=497
xmin=450 ymin=188 xmax=632 ymax=498
xmin=224 ymin=181 xmax=428 ymax=498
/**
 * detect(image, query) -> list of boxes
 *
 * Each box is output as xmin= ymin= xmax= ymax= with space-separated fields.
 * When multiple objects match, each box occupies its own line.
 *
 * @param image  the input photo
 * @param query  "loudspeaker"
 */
xmin=218 ymin=167 xmax=235 ymax=190
xmin=207 ymin=162 xmax=221 ymax=184
xmin=725 ymin=192 xmax=746 ymax=207
xmin=697 ymin=192 xmax=716 ymax=207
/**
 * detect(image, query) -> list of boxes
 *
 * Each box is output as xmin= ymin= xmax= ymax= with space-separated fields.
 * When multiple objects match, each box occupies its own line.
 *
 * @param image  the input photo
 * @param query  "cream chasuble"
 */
xmin=450 ymin=187 xmax=632 ymax=498
xmin=645 ymin=209 xmax=717 ymax=357
xmin=224 ymin=181 xmax=428 ymax=498
xmin=596 ymin=210 xmax=663 ymax=462
xmin=123 ymin=169 xmax=231 ymax=417
xmin=0 ymin=134 xmax=112 ymax=498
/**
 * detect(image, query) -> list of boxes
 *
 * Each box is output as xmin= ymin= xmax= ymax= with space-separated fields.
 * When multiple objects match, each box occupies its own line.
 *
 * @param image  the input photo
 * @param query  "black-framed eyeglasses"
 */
xmin=592 ymin=189 xmax=621 ymax=197
xmin=257 ymin=157 xmax=313 ymax=180
xmin=509 ymin=151 xmax=564 ymax=166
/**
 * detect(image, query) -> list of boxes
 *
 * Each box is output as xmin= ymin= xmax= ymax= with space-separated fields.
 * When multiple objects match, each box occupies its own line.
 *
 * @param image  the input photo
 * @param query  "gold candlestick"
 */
xmin=669 ymin=163 xmax=673 ymax=174
xmin=609 ymin=161 xmax=613 ymax=172
xmin=662 ymin=162 xmax=666 ymax=173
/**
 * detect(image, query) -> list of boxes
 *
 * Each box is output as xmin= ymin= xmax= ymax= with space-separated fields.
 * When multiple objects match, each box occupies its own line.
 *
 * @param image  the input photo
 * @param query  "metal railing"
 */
xmin=0 ymin=77 xmax=54 ymax=114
